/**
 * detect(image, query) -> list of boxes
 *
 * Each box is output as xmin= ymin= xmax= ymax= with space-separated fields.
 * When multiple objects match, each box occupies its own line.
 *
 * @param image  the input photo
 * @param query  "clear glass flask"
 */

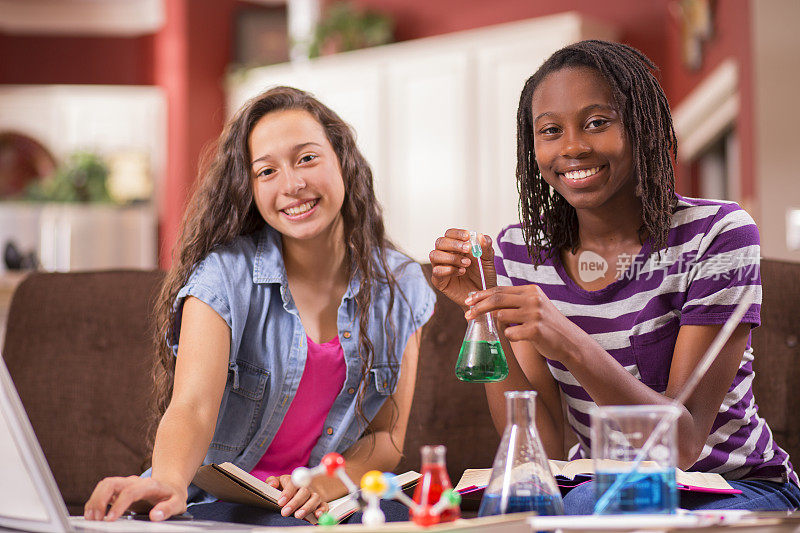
xmin=478 ymin=391 xmax=564 ymax=517
xmin=455 ymin=294 xmax=508 ymax=382
xmin=411 ymin=445 xmax=459 ymax=523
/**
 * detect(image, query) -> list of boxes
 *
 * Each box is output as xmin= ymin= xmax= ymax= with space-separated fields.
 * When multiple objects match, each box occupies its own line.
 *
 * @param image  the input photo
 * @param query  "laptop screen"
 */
xmin=0 ymin=354 xmax=71 ymax=532
xmin=0 ymin=403 xmax=51 ymax=522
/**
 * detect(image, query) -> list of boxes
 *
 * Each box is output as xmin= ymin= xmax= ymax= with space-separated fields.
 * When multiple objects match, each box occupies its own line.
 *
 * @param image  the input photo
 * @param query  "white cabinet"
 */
xmin=228 ymin=12 xmax=616 ymax=261
xmin=0 ymin=203 xmax=157 ymax=273
xmin=384 ymin=51 xmax=473 ymax=256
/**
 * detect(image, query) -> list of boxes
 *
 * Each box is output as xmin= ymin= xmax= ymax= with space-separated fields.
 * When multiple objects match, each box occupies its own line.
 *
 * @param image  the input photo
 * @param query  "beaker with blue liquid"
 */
xmin=478 ymin=391 xmax=564 ymax=517
xmin=591 ymin=405 xmax=680 ymax=514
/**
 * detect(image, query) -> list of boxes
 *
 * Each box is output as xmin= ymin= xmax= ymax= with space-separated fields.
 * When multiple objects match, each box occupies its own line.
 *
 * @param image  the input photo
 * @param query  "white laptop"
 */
xmin=0 ymin=354 xmax=253 ymax=533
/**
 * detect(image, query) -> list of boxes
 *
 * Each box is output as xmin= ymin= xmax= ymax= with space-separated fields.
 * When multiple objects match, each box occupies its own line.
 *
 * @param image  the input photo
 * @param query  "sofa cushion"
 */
xmin=751 ymin=259 xmax=800 ymax=468
xmin=2 ymin=270 xmax=163 ymax=513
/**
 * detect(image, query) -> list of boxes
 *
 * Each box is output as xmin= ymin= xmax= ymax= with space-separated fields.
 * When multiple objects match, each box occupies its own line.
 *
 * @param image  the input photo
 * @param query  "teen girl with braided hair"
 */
xmin=431 ymin=40 xmax=800 ymax=513
xmin=85 ymin=86 xmax=434 ymax=525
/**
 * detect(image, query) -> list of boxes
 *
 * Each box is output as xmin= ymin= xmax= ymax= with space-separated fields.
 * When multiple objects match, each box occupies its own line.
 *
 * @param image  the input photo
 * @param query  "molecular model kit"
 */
xmin=291 ymin=452 xmax=461 ymax=527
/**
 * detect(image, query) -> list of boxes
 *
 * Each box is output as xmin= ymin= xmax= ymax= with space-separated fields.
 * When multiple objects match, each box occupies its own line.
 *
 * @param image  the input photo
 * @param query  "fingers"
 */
xmin=84 ymin=476 xmax=137 ymax=521
xmin=277 ymin=475 xmax=299 ymax=517
xmin=465 ymin=285 xmax=547 ymax=323
xmin=291 ymin=490 xmax=321 ymax=519
xmin=149 ymin=495 xmax=186 ymax=522
xmin=433 ymin=230 xmax=472 ymax=256
xmin=315 ymin=501 xmax=330 ymax=519
xmin=430 ymin=263 xmax=468 ymax=282
xmin=479 ymin=233 xmax=494 ymax=257
xmin=429 ymin=249 xmax=470 ymax=273
xmin=431 ymin=237 xmax=471 ymax=265
xmin=84 ymin=476 xmax=182 ymax=522
xmin=275 ymin=474 xmax=327 ymax=519
xmin=464 ymin=286 xmax=520 ymax=313
xmin=430 ymin=229 xmax=483 ymax=281
xmin=432 ymin=229 xmax=489 ymax=257
xmin=430 ymin=263 xmax=468 ymax=278
xmin=430 ymin=228 xmax=496 ymax=275
xmin=429 ymin=240 xmax=471 ymax=283
xmin=503 ymin=323 xmax=534 ymax=342
xmin=104 ymin=480 xmax=170 ymax=521
xmin=443 ymin=228 xmax=471 ymax=241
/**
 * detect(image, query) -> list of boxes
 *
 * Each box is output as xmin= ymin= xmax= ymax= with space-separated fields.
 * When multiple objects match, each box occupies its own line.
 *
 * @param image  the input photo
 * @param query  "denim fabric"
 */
xmin=562 ymin=479 xmax=800 ymax=515
xmin=146 ymin=226 xmax=435 ymax=504
xmin=188 ymin=500 xmax=409 ymax=526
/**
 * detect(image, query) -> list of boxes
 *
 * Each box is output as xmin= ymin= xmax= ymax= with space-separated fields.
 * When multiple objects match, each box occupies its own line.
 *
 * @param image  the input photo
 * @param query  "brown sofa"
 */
xmin=2 ymin=260 xmax=799 ymax=514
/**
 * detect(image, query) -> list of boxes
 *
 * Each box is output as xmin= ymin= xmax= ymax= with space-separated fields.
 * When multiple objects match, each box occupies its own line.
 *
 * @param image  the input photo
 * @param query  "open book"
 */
xmin=455 ymin=459 xmax=741 ymax=495
xmin=192 ymin=462 xmax=420 ymax=524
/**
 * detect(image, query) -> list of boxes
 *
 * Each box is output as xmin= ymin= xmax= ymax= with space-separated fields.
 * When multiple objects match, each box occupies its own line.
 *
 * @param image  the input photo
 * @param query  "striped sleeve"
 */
xmin=494 ymin=226 xmax=514 ymax=287
xmin=680 ymin=205 xmax=761 ymax=327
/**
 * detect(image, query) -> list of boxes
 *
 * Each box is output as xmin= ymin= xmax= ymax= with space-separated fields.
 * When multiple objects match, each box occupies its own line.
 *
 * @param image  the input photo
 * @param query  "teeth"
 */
xmin=284 ymin=200 xmax=316 ymax=216
xmin=564 ymin=166 xmax=601 ymax=181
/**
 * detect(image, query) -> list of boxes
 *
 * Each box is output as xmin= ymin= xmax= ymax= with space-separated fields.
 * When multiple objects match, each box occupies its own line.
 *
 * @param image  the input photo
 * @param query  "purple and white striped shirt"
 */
xmin=494 ymin=195 xmax=797 ymax=484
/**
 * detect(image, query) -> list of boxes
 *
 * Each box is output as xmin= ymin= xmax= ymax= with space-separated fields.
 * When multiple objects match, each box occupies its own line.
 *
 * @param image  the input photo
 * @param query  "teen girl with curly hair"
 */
xmin=86 ymin=86 xmax=434 ymax=525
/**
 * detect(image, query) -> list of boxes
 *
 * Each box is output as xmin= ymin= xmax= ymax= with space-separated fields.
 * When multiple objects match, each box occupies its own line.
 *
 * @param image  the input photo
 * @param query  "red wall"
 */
xmin=0 ymin=1 xmax=753 ymax=264
xmin=0 ymin=34 xmax=154 ymax=85
xmin=340 ymin=0 xmax=753 ymax=202
xmin=663 ymin=0 xmax=754 ymax=204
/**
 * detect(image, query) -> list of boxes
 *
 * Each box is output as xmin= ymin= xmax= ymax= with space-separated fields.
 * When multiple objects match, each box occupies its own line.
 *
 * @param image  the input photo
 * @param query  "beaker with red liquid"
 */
xmin=411 ymin=445 xmax=460 ymax=524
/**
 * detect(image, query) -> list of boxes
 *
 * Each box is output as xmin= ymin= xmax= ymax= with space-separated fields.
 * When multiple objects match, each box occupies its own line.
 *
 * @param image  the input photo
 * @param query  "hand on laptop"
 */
xmin=84 ymin=476 xmax=188 ymax=522
xmin=265 ymin=474 xmax=330 ymax=520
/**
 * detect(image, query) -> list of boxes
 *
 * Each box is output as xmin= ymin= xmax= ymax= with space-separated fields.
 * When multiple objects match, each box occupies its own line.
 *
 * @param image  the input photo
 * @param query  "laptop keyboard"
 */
xmin=71 ymin=516 xmax=213 ymax=532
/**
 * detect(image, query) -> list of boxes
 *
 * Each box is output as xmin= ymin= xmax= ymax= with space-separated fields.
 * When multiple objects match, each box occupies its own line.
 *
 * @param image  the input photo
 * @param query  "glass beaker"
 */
xmin=411 ymin=445 xmax=459 ymax=523
xmin=591 ymin=405 xmax=680 ymax=514
xmin=478 ymin=391 xmax=564 ymax=517
xmin=455 ymin=295 xmax=508 ymax=382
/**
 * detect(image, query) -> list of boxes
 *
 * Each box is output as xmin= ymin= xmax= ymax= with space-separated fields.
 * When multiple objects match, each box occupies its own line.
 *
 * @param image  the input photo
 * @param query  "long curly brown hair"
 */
xmin=150 ymin=86 xmax=407 ymax=453
xmin=516 ymin=40 xmax=678 ymax=264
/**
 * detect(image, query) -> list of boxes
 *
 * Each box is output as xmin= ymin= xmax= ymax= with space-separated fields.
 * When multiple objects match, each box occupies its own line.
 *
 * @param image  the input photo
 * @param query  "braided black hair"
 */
xmin=516 ymin=40 xmax=677 ymax=265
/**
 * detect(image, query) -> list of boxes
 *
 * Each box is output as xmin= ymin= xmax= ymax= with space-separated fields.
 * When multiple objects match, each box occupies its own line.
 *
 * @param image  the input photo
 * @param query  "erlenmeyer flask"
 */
xmin=411 ymin=445 xmax=459 ymax=523
xmin=455 ymin=295 xmax=508 ymax=382
xmin=478 ymin=391 xmax=564 ymax=517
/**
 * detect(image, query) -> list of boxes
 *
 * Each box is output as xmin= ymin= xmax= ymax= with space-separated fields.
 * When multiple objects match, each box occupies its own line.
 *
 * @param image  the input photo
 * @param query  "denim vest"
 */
xmin=149 ymin=226 xmax=435 ymax=504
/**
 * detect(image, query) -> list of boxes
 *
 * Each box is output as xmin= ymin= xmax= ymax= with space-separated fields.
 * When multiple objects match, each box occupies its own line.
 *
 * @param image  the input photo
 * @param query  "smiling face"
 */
xmin=249 ymin=109 xmax=346 ymax=244
xmin=530 ymin=66 xmax=636 ymax=212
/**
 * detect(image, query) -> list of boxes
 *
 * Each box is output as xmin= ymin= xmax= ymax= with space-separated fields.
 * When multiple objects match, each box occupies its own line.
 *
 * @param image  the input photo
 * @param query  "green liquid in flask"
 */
xmin=455 ymin=340 xmax=509 ymax=382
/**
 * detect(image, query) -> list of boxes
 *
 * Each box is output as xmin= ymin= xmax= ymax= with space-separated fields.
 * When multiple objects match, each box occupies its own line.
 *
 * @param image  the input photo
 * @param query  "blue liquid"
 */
xmin=594 ymin=469 xmax=677 ymax=514
xmin=478 ymin=494 xmax=562 ymax=517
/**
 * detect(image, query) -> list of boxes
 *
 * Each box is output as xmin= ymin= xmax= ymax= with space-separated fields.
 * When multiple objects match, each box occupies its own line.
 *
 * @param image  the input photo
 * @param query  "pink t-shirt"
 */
xmin=249 ymin=335 xmax=346 ymax=481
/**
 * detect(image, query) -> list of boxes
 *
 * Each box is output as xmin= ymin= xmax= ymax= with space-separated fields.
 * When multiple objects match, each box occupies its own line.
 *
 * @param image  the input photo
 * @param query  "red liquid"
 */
xmin=411 ymin=463 xmax=460 ymax=523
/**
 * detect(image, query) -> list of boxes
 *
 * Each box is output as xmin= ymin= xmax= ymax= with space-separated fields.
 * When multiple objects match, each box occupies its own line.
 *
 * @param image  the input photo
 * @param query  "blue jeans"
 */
xmin=562 ymin=480 xmax=800 ymax=515
xmin=188 ymin=499 xmax=409 ymax=526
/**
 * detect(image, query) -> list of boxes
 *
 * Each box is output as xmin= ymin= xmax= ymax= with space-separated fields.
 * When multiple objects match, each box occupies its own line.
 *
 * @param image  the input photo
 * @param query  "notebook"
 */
xmin=0 ymin=353 xmax=250 ymax=533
